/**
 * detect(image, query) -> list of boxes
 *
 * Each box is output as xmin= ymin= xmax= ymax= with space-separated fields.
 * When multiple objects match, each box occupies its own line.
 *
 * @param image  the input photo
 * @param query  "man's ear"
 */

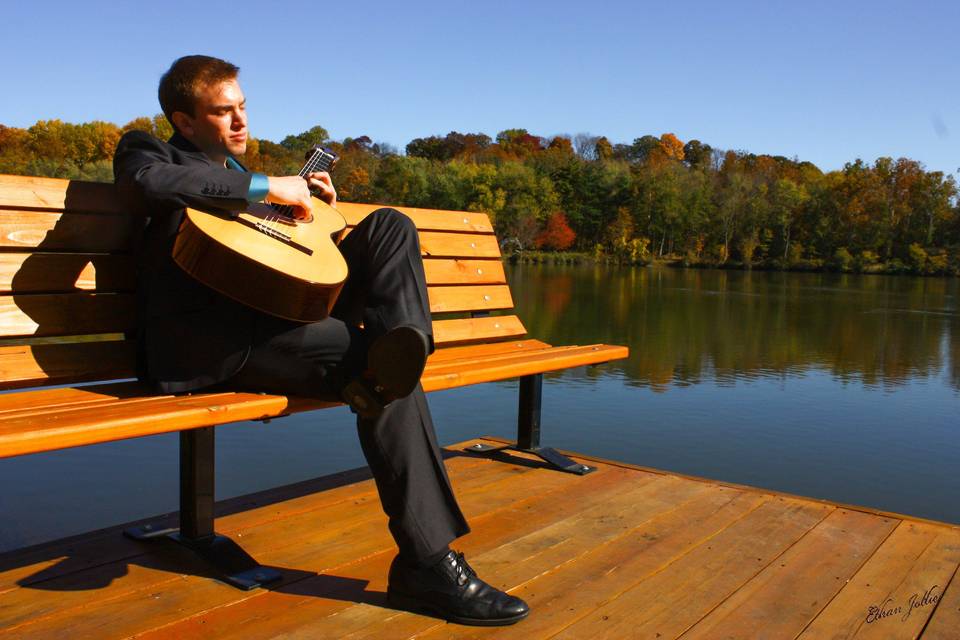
xmin=171 ymin=111 xmax=193 ymax=137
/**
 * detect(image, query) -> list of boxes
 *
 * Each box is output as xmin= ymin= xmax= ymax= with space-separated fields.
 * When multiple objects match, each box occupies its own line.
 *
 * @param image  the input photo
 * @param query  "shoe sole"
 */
xmin=387 ymin=588 xmax=530 ymax=626
xmin=368 ymin=327 xmax=428 ymax=400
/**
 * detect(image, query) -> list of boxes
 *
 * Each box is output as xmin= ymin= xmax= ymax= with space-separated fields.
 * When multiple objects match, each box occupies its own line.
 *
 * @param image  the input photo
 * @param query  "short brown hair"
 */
xmin=158 ymin=55 xmax=240 ymax=127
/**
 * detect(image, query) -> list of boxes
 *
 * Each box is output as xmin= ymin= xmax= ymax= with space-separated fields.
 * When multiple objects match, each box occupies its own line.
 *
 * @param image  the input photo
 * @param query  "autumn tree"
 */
xmin=594 ymin=136 xmax=613 ymax=161
xmin=536 ymin=211 xmax=576 ymax=250
xmin=122 ymin=114 xmax=173 ymax=140
xmin=494 ymin=129 xmax=543 ymax=159
xmin=658 ymin=133 xmax=685 ymax=162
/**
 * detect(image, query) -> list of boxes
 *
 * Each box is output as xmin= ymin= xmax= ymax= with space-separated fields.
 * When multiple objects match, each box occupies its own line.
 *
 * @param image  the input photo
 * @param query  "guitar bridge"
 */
xmin=254 ymin=221 xmax=293 ymax=242
xmin=234 ymin=216 xmax=314 ymax=256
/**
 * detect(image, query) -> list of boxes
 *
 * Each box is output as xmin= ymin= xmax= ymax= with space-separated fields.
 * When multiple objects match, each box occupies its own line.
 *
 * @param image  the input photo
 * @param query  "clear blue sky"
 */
xmin=2 ymin=0 xmax=957 ymax=176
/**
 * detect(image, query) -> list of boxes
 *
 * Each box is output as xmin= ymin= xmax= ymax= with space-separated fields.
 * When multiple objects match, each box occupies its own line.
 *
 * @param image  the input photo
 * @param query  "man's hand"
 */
xmin=305 ymin=171 xmax=337 ymax=207
xmin=266 ymin=176 xmax=313 ymax=219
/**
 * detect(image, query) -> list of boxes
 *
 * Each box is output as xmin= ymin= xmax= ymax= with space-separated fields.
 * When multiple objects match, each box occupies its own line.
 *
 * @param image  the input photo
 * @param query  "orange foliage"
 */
xmin=536 ymin=211 xmax=576 ymax=250
xmin=659 ymin=133 xmax=685 ymax=161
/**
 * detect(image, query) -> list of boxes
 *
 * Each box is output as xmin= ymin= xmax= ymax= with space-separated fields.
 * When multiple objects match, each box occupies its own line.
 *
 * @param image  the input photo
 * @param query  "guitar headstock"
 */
xmin=305 ymin=146 xmax=339 ymax=173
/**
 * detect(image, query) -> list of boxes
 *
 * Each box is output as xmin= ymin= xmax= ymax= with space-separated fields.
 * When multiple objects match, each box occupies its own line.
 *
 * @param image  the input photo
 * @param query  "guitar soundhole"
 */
xmin=275 ymin=212 xmax=314 ymax=225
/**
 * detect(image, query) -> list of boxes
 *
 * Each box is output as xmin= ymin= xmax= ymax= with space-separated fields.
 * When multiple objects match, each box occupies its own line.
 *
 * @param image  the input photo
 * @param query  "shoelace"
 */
xmin=447 ymin=552 xmax=476 ymax=586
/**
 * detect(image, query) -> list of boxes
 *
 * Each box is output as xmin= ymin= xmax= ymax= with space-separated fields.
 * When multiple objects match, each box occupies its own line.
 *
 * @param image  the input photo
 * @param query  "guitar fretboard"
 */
xmin=271 ymin=147 xmax=338 ymax=218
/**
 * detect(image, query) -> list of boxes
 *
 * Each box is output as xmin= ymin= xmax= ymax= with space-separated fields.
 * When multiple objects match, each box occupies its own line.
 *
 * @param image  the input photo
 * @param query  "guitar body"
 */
xmin=173 ymin=198 xmax=349 ymax=322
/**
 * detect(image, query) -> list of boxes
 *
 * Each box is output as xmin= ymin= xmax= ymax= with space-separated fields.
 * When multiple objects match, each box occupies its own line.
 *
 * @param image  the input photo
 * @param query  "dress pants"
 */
xmin=227 ymin=208 xmax=470 ymax=561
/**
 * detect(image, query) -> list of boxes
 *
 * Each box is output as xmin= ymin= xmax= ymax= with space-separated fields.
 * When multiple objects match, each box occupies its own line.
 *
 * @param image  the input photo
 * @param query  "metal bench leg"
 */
xmin=124 ymin=427 xmax=281 ymax=590
xmin=466 ymin=374 xmax=596 ymax=475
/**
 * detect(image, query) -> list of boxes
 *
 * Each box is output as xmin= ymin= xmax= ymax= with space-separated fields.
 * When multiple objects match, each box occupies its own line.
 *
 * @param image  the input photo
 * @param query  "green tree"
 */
xmin=281 ymin=125 xmax=330 ymax=154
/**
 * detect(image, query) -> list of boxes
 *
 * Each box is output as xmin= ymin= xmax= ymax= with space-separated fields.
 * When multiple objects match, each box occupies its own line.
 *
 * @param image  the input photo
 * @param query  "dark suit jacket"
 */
xmin=113 ymin=130 xmax=257 ymax=393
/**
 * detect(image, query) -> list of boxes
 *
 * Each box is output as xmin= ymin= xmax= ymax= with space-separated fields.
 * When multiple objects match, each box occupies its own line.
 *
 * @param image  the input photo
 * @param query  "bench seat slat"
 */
xmin=0 ymin=382 xmax=153 ymax=413
xmin=0 ymin=393 xmax=308 ymax=458
xmin=421 ymin=344 xmax=629 ymax=392
xmin=426 ymin=344 xmax=588 ymax=371
xmin=426 ymin=339 xmax=552 ymax=363
xmin=0 ymin=391 xmax=234 ymax=422
xmin=0 ymin=343 xmax=627 ymax=458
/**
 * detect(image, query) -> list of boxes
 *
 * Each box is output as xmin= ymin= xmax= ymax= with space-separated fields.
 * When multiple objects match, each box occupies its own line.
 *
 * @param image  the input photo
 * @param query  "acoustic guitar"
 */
xmin=172 ymin=147 xmax=349 ymax=322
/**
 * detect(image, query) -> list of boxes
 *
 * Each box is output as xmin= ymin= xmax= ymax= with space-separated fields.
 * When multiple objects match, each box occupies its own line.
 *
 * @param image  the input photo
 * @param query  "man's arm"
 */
xmin=114 ymin=131 xmax=333 ymax=220
xmin=113 ymin=131 xmax=253 ymax=215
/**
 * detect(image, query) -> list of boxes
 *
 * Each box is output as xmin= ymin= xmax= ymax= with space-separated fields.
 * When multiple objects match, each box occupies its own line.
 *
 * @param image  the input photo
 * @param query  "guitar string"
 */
xmin=279 ymin=149 xmax=332 ymax=220
xmin=268 ymin=147 xmax=324 ymax=226
xmin=263 ymin=148 xmax=333 ymax=235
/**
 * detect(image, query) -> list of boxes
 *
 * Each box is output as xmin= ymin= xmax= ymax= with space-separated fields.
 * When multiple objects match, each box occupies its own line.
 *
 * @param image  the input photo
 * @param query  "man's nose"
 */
xmin=233 ymin=111 xmax=247 ymax=129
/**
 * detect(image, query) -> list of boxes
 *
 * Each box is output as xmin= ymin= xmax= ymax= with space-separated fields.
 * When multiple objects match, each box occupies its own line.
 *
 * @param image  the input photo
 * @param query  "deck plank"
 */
xmin=549 ymin=498 xmax=834 ymax=639
xmin=679 ymin=509 xmax=898 ymax=638
xmin=795 ymin=522 xmax=960 ymax=638
xmin=921 ymin=560 xmax=960 ymax=639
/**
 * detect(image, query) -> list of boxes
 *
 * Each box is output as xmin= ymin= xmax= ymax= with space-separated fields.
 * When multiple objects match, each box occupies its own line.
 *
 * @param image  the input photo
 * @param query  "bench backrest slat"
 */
xmin=338 ymin=202 xmax=494 ymax=233
xmin=0 ymin=210 xmax=136 ymax=251
xmin=0 ymin=293 xmax=135 ymax=337
xmin=0 ymin=285 xmax=513 ymax=339
xmin=0 ymin=254 xmax=136 ymax=294
xmin=422 ymin=259 xmax=505 ymax=286
xmin=0 ymin=174 xmax=526 ymax=390
xmin=0 ymin=175 xmax=122 ymax=213
xmin=0 ymin=255 xmax=500 ymax=294
xmin=0 ymin=341 xmax=138 ymax=390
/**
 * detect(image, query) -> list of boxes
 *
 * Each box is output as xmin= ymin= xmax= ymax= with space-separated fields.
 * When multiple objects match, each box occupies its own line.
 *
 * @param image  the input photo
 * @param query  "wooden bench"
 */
xmin=0 ymin=173 xmax=628 ymax=589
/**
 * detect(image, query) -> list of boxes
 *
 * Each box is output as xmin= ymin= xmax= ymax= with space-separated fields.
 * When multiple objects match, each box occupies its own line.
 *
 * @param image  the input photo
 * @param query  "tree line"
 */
xmin=1 ymin=117 xmax=957 ymax=274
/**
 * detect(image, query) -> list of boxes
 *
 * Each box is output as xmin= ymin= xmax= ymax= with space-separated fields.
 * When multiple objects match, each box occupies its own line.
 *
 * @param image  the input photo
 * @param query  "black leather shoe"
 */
xmin=387 ymin=551 xmax=530 ymax=626
xmin=341 ymin=326 xmax=429 ymax=419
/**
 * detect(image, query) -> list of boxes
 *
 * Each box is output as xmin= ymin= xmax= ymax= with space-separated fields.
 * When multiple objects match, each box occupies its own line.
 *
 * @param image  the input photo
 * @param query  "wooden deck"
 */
xmin=1 ymin=437 xmax=958 ymax=639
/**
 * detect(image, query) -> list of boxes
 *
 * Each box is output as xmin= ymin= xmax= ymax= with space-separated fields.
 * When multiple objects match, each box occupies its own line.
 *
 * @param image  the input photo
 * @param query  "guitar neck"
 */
xmin=272 ymin=147 xmax=338 ymax=218
xmin=298 ymin=147 xmax=336 ymax=176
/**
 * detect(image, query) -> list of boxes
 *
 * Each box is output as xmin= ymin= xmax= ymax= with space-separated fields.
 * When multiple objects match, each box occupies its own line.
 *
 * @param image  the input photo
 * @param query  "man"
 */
xmin=114 ymin=55 xmax=529 ymax=626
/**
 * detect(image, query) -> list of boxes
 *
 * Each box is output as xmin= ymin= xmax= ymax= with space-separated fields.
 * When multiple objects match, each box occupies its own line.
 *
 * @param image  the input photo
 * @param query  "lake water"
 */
xmin=1 ymin=265 xmax=957 ymax=553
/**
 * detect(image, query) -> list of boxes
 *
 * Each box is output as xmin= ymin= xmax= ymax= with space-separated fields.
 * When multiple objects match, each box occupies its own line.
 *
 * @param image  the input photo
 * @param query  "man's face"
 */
xmin=174 ymin=78 xmax=248 ymax=164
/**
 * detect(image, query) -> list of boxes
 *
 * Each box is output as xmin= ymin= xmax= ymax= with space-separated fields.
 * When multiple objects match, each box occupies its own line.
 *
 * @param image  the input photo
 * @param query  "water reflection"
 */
xmin=508 ymin=264 xmax=959 ymax=393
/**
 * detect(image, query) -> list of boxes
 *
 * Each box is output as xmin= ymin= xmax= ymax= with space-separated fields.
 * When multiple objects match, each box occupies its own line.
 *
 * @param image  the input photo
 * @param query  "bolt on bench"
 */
xmin=0 ymin=174 xmax=628 ymax=589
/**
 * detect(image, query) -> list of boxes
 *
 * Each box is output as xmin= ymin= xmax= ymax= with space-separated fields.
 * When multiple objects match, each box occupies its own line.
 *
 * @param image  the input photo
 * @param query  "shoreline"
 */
xmin=508 ymin=251 xmax=960 ymax=277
